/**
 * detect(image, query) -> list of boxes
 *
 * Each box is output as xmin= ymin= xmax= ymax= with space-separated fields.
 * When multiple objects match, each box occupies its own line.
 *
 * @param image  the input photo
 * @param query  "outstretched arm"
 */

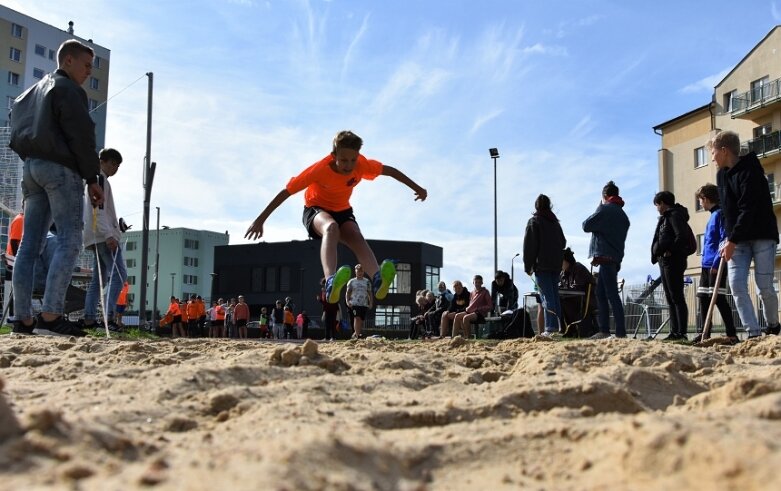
xmin=245 ymin=189 xmax=291 ymax=240
xmin=381 ymin=165 xmax=427 ymax=201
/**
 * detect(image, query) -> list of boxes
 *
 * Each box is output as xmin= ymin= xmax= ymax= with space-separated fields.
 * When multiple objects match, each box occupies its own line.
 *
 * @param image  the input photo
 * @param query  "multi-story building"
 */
xmin=123 ymin=228 xmax=229 ymax=316
xmin=654 ymin=26 xmax=781 ymax=276
xmin=213 ymin=239 xmax=444 ymax=329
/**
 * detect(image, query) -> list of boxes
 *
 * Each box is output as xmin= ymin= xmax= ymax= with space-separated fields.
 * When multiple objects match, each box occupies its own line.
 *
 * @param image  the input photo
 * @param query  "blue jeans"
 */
xmin=535 ymin=270 xmax=562 ymax=333
xmin=596 ymin=262 xmax=625 ymax=337
xmin=13 ymin=159 xmax=84 ymax=319
xmin=728 ymin=239 xmax=779 ymax=336
xmin=84 ymin=243 xmax=127 ymax=321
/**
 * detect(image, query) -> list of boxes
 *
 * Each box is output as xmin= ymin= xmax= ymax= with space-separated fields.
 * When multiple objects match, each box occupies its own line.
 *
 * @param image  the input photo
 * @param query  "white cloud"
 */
xmin=469 ymin=109 xmax=504 ymax=136
xmin=680 ymin=68 xmax=731 ymax=94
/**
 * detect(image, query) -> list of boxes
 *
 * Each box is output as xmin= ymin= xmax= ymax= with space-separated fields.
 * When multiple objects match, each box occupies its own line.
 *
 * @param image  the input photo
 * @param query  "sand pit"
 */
xmin=1 ymin=334 xmax=780 ymax=490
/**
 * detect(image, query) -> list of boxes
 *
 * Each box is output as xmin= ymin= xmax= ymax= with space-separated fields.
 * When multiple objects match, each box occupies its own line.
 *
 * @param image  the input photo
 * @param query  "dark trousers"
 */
xmin=660 ymin=256 xmax=688 ymax=336
xmin=698 ymin=267 xmax=737 ymax=337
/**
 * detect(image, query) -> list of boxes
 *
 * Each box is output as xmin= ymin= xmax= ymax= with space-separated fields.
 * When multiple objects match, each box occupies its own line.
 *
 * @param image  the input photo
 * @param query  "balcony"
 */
xmin=741 ymin=130 xmax=781 ymax=159
xmin=731 ymin=77 xmax=781 ymax=118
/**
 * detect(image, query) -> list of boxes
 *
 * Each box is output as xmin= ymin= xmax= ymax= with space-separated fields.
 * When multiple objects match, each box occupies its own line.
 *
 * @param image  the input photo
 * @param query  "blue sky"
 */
xmin=9 ymin=0 xmax=781 ymax=292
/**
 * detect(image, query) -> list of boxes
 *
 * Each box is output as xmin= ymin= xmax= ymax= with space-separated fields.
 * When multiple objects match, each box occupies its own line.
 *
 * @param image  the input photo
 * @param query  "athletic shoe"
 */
xmin=762 ymin=324 xmax=781 ymax=335
xmin=589 ymin=331 xmax=611 ymax=340
xmin=12 ymin=319 xmax=36 ymax=335
xmin=539 ymin=331 xmax=561 ymax=339
xmin=326 ymin=266 xmax=351 ymax=304
xmin=34 ymin=314 xmax=87 ymax=337
xmin=661 ymin=332 xmax=683 ymax=341
xmin=691 ymin=333 xmax=709 ymax=344
xmin=372 ymin=260 xmax=396 ymax=300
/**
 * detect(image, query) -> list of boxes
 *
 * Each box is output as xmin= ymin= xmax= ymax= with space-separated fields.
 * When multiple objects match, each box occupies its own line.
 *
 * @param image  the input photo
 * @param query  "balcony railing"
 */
xmin=740 ymin=130 xmax=781 ymax=157
xmin=732 ymin=77 xmax=781 ymax=116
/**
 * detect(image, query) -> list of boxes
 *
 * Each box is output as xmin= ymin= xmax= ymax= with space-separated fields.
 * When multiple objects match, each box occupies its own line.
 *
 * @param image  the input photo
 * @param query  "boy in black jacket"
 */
xmin=711 ymin=130 xmax=780 ymax=337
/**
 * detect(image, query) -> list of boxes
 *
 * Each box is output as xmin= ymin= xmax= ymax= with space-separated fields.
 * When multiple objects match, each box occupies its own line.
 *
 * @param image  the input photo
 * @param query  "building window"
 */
xmin=33 ymin=68 xmax=45 ymax=79
xmin=127 ymin=293 xmax=135 ymax=305
xmin=9 ymin=48 xmax=21 ymax=62
xmin=696 ymin=234 xmax=704 ymax=256
xmin=374 ymin=305 xmax=410 ymax=328
xmin=183 ymin=275 xmax=198 ymax=285
xmin=751 ymin=76 xmax=770 ymax=104
xmin=127 ymin=275 xmax=136 ymax=285
xmin=723 ymin=90 xmax=737 ymax=113
xmin=769 ymin=173 xmax=776 ymax=202
xmin=184 ymin=239 xmax=200 ymax=249
xmin=694 ymin=146 xmax=707 ymax=168
xmin=89 ymin=77 xmax=99 ymax=90
xmin=425 ymin=265 xmax=440 ymax=292
xmin=184 ymin=256 xmax=199 ymax=267
xmin=695 ymin=193 xmax=703 ymax=212
xmin=754 ymin=123 xmax=772 ymax=138
xmin=126 ymin=241 xmax=137 ymax=251
xmin=7 ymin=72 xmax=19 ymax=86
xmin=11 ymin=23 xmax=23 ymax=38
xmin=88 ymin=99 xmax=99 ymax=112
xmin=279 ymin=266 xmax=292 ymax=292
xmin=252 ymin=267 xmax=264 ymax=292
xmin=48 ymin=49 xmax=55 ymax=60
xmin=34 ymin=44 xmax=46 ymax=57
xmin=7 ymin=96 xmax=15 ymax=110
xmin=265 ymin=267 xmax=277 ymax=291
xmin=126 ymin=258 xmax=136 ymax=268
xmin=94 ymin=56 xmax=102 ymax=69
xmin=389 ymin=263 xmax=411 ymax=294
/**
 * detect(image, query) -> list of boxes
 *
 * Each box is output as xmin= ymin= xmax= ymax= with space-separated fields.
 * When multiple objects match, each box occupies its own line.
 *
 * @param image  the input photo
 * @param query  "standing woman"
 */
xmin=523 ymin=194 xmax=567 ymax=337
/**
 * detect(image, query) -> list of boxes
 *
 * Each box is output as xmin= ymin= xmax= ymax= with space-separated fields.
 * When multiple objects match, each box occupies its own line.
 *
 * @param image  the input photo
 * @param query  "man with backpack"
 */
xmin=651 ymin=191 xmax=694 ymax=341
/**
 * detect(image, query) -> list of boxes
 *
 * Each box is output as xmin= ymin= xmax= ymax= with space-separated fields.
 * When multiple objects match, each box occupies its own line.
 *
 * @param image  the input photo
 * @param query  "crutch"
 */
xmin=700 ymin=259 xmax=726 ymax=341
xmin=92 ymin=208 xmax=111 ymax=338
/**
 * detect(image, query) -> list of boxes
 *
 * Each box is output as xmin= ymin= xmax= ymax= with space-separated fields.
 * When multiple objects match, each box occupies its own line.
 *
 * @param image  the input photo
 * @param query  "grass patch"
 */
xmin=0 ymin=325 xmax=10 ymax=335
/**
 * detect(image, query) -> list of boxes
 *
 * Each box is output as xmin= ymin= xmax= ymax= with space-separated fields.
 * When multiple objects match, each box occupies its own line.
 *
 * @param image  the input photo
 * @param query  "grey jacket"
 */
xmin=9 ymin=69 xmax=99 ymax=184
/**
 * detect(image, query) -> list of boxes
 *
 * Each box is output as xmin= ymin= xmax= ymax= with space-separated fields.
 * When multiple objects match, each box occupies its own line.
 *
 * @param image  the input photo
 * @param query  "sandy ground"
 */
xmin=1 ymin=334 xmax=781 ymax=491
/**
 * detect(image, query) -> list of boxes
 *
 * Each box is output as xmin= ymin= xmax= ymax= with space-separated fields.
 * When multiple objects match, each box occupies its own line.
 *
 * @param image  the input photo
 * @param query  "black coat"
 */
xmin=523 ymin=211 xmax=567 ymax=274
xmin=717 ymin=152 xmax=779 ymax=244
xmin=651 ymin=203 xmax=690 ymax=264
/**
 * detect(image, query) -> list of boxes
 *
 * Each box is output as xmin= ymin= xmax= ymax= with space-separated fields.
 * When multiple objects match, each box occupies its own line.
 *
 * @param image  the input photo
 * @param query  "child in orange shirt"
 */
xmin=167 ymin=296 xmax=185 ymax=338
xmin=245 ymin=130 xmax=427 ymax=304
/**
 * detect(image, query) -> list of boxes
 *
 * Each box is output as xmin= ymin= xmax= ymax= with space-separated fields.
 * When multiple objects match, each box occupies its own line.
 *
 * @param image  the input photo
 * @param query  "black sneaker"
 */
xmin=662 ymin=332 xmax=682 ymax=341
xmin=12 ymin=318 xmax=36 ymax=335
xmin=762 ymin=324 xmax=781 ymax=336
xmin=107 ymin=320 xmax=124 ymax=333
xmin=34 ymin=314 xmax=87 ymax=337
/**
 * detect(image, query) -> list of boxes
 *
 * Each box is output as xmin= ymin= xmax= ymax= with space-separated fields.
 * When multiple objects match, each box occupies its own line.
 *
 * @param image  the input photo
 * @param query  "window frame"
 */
xmin=694 ymin=146 xmax=707 ymax=169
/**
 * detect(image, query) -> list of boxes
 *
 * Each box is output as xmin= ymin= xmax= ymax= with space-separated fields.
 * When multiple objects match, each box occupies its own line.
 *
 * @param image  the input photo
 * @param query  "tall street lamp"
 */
xmin=511 ymin=252 xmax=520 ymax=285
xmin=170 ymin=272 xmax=176 ymax=297
xmin=489 ymin=148 xmax=500 ymax=275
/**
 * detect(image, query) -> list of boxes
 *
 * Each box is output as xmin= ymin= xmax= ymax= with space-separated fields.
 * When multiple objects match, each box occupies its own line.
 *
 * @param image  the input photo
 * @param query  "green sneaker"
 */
xmin=326 ymin=266 xmax=351 ymax=304
xmin=372 ymin=260 xmax=396 ymax=300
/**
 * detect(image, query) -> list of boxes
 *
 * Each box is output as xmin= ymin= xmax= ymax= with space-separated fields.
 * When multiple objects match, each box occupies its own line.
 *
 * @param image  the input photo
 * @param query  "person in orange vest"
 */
xmin=283 ymin=305 xmax=295 ymax=339
xmin=186 ymin=294 xmax=200 ymax=337
xmin=234 ymin=295 xmax=250 ymax=339
xmin=167 ymin=296 xmax=185 ymax=338
xmin=115 ymin=281 xmax=129 ymax=328
xmin=210 ymin=298 xmax=226 ymax=338
xmin=196 ymin=295 xmax=206 ymax=336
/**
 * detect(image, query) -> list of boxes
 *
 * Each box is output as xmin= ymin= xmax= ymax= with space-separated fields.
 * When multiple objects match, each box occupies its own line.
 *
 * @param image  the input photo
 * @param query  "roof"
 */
xmin=715 ymin=25 xmax=781 ymax=89
xmin=652 ymin=103 xmax=712 ymax=132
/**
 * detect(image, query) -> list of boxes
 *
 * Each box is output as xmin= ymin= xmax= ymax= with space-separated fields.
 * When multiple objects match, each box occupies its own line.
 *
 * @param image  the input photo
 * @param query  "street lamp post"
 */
xmin=209 ymin=273 xmax=217 ymax=303
xmin=170 ymin=272 xmax=176 ymax=297
xmin=511 ymin=252 xmax=520 ymax=285
xmin=489 ymin=148 xmax=500 ymax=275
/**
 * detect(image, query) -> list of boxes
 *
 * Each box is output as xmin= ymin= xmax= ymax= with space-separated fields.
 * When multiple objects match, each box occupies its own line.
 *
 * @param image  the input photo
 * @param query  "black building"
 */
xmin=212 ymin=239 xmax=443 ymax=329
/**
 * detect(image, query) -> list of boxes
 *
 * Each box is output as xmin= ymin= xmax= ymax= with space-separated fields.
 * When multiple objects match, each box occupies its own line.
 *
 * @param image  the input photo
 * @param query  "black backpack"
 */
xmin=684 ymin=223 xmax=697 ymax=256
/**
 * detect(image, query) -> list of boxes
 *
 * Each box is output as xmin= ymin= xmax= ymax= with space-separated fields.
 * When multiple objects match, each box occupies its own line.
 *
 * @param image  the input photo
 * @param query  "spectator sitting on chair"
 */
xmin=409 ymin=290 xmax=434 ymax=339
xmin=491 ymin=270 xmax=518 ymax=315
xmin=558 ymin=247 xmax=597 ymax=338
xmin=452 ymin=275 xmax=493 ymax=339
xmin=439 ymin=280 xmax=469 ymax=338
xmin=425 ymin=281 xmax=452 ymax=337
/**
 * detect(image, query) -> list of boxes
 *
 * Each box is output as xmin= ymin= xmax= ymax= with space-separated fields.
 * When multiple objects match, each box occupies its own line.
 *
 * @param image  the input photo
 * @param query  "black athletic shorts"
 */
xmin=173 ymin=315 xmax=182 ymax=323
xmin=236 ymin=319 xmax=247 ymax=327
xmin=350 ymin=305 xmax=368 ymax=320
xmin=302 ymin=206 xmax=356 ymax=239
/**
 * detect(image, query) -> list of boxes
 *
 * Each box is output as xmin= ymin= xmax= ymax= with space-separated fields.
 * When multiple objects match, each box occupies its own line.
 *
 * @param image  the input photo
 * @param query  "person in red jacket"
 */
xmin=452 ymin=275 xmax=493 ymax=339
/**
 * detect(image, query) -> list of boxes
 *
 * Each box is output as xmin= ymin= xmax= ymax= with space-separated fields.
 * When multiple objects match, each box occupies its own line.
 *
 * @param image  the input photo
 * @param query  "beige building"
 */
xmin=654 ymin=26 xmax=781 ymax=277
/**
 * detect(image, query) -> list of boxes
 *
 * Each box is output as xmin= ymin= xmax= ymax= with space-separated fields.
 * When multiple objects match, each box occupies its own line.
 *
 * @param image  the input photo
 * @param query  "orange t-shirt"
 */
xmin=167 ymin=301 xmax=181 ymax=316
xmin=186 ymin=301 xmax=199 ymax=319
xmin=6 ymin=213 xmax=23 ymax=255
xmin=180 ymin=303 xmax=188 ymax=321
xmin=116 ymin=283 xmax=129 ymax=306
xmin=285 ymin=154 xmax=383 ymax=212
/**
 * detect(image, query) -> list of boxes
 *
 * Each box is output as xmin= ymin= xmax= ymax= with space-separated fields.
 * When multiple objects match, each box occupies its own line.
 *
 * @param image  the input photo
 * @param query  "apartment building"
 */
xmin=653 ymin=26 xmax=781 ymax=276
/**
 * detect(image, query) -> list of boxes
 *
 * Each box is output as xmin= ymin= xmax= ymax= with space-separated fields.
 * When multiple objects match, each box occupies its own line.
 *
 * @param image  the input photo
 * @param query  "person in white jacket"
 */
xmin=81 ymin=148 xmax=127 ymax=329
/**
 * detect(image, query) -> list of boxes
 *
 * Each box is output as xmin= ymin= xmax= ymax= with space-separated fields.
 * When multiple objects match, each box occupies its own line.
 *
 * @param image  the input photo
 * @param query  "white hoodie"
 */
xmin=82 ymin=170 xmax=120 ymax=246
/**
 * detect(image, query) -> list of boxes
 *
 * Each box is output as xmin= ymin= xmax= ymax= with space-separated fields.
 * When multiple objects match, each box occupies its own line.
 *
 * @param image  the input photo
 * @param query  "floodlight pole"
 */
xmin=490 ymin=149 xmax=500 ymax=276
xmin=139 ymin=72 xmax=154 ymax=328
